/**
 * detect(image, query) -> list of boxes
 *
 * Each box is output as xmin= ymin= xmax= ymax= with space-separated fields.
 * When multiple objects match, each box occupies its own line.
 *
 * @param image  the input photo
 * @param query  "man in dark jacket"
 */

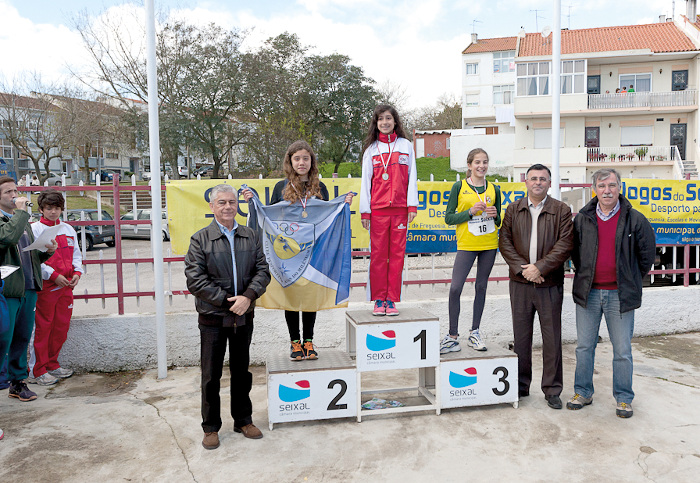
xmin=566 ymin=169 xmax=655 ymax=418
xmin=0 ymin=176 xmax=55 ymax=405
xmin=185 ymin=184 xmax=270 ymax=450
xmin=499 ymin=164 xmax=573 ymax=409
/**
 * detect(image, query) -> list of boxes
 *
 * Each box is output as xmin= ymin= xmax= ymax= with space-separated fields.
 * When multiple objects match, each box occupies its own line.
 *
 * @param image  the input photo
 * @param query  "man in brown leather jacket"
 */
xmin=499 ymin=164 xmax=573 ymax=409
xmin=185 ymin=184 xmax=270 ymax=450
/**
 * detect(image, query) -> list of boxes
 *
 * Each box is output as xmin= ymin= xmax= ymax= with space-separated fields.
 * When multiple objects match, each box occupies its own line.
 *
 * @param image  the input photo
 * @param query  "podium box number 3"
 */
xmin=439 ymin=347 xmax=518 ymax=409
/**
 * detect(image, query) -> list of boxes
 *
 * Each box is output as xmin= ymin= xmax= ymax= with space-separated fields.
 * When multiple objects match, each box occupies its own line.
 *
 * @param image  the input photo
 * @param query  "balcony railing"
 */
xmin=586 ymin=145 xmax=681 ymax=163
xmin=588 ymin=90 xmax=697 ymax=109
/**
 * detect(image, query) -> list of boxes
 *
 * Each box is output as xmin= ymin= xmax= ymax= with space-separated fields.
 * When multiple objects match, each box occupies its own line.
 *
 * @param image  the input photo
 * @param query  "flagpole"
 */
xmin=145 ymin=0 xmax=167 ymax=379
xmin=552 ymin=0 xmax=562 ymax=200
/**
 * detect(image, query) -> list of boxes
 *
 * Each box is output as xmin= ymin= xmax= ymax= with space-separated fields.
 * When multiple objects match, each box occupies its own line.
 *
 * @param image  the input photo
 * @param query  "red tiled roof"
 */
xmin=519 ymin=22 xmax=697 ymax=57
xmin=462 ymin=37 xmax=517 ymax=54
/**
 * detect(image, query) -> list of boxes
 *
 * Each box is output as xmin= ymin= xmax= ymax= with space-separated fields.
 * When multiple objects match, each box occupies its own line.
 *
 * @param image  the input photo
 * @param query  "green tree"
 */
xmin=75 ymin=14 xmax=247 ymax=178
xmin=239 ymin=33 xmax=309 ymax=175
xmin=300 ymin=53 xmax=377 ymax=172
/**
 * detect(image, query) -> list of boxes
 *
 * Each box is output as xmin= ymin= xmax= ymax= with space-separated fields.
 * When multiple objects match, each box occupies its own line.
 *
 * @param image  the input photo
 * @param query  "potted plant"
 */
xmin=634 ymin=147 xmax=649 ymax=161
xmin=610 ymin=153 xmax=617 ymax=161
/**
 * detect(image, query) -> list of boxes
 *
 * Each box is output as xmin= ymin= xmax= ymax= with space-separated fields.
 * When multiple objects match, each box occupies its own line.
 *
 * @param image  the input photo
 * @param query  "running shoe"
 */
xmin=303 ymin=340 xmax=318 ymax=360
xmin=373 ymin=300 xmax=385 ymax=316
xmin=468 ymin=329 xmax=487 ymax=351
xmin=384 ymin=300 xmax=399 ymax=316
xmin=290 ymin=340 xmax=304 ymax=361
xmin=48 ymin=367 xmax=74 ymax=379
xmin=616 ymin=402 xmax=633 ymax=418
xmin=28 ymin=373 xmax=59 ymax=386
xmin=566 ymin=393 xmax=593 ymax=410
xmin=440 ymin=334 xmax=461 ymax=354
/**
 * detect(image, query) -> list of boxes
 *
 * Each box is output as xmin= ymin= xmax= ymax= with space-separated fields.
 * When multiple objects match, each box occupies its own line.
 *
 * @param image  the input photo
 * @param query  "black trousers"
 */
xmin=509 ymin=281 xmax=563 ymax=397
xmin=284 ymin=310 xmax=317 ymax=341
xmin=200 ymin=317 xmax=254 ymax=433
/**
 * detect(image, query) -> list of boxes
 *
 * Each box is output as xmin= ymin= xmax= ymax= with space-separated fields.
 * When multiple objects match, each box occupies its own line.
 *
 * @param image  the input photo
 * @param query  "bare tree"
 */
xmin=60 ymin=95 xmax=128 ymax=182
xmin=0 ymin=76 xmax=79 ymax=183
xmin=74 ymin=12 xmax=248 ymax=178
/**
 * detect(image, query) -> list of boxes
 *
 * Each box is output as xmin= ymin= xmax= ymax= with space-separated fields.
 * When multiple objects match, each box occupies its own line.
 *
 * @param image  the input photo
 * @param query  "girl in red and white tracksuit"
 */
xmin=360 ymin=104 xmax=418 ymax=316
xmin=30 ymin=191 xmax=83 ymax=381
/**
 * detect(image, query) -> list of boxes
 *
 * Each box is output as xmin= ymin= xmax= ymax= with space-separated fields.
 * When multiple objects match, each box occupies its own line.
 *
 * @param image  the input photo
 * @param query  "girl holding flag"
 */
xmin=440 ymin=148 xmax=501 ymax=354
xmin=359 ymin=104 xmax=418 ymax=316
xmin=244 ymin=140 xmax=353 ymax=361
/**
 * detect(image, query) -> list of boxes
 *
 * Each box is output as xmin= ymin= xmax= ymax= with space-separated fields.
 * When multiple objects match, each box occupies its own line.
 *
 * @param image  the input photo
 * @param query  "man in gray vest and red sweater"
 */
xmin=567 ymin=168 xmax=655 ymax=418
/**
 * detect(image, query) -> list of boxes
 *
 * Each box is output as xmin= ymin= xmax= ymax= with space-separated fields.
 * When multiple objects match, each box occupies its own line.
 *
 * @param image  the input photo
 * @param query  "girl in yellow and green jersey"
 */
xmin=441 ymin=148 xmax=502 ymax=353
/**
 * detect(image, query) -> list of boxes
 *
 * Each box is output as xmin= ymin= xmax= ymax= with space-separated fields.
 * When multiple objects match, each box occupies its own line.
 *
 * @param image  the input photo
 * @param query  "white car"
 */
xmin=120 ymin=209 xmax=170 ymax=241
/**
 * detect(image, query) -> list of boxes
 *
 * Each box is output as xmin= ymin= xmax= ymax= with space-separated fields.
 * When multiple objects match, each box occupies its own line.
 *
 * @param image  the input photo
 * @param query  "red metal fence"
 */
xmin=18 ymin=180 xmax=700 ymax=315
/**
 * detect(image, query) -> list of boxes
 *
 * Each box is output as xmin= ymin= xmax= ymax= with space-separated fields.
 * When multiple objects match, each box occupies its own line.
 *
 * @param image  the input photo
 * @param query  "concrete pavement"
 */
xmin=1 ymin=333 xmax=699 ymax=482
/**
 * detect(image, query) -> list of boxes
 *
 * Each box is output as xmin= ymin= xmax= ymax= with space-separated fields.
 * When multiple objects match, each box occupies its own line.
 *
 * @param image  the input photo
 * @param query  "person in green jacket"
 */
xmin=0 ymin=176 xmax=56 ymax=406
xmin=441 ymin=149 xmax=502 ymax=354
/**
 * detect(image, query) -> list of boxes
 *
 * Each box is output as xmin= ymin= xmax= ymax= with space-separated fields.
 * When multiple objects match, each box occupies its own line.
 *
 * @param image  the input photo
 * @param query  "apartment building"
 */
xmin=462 ymin=18 xmax=700 ymax=182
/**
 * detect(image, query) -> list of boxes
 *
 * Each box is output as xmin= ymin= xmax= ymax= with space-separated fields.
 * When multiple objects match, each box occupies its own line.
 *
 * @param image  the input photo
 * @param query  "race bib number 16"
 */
xmin=468 ymin=215 xmax=495 ymax=236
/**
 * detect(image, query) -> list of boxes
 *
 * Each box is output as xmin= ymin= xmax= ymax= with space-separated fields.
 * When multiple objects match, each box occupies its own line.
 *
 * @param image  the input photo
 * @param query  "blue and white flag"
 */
xmin=246 ymin=191 xmax=352 ymax=311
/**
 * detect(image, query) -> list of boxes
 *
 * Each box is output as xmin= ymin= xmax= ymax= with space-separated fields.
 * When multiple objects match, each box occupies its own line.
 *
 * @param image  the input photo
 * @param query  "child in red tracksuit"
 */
xmin=359 ymin=104 xmax=418 ymax=316
xmin=29 ymin=190 xmax=83 ymax=386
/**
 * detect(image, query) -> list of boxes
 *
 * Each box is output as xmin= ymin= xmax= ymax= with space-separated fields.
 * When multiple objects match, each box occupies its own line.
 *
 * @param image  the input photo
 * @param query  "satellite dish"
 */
xmin=541 ymin=26 xmax=552 ymax=38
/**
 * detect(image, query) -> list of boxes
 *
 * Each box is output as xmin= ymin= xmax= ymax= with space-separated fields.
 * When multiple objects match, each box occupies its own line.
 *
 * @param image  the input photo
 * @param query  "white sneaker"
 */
xmin=440 ymin=334 xmax=461 ymax=354
xmin=48 ymin=367 xmax=74 ymax=379
xmin=468 ymin=329 xmax=487 ymax=351
xmin=28 ymin=372 xmax=59 ymax=386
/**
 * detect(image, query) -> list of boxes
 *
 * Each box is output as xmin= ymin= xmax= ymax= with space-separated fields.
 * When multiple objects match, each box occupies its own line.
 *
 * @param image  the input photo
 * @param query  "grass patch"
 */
xmin=28 ymin=192 xmax=118 ymax=218
xmin=319 ymin=157 xmax=480 ymax=182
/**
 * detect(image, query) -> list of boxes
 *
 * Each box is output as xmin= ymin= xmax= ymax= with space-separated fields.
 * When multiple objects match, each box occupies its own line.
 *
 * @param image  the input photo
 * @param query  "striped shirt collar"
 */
xmin=596 ymin=199 xmax=621 ymax=221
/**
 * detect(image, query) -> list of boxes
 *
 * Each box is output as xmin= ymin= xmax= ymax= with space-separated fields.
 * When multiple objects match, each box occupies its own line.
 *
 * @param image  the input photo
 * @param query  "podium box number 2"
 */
xmin=266 ymin=351 xmax=357 ymax=429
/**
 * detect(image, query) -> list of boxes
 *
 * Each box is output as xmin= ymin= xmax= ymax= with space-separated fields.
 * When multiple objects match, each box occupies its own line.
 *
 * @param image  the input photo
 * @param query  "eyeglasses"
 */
xmin=596 ymin=183 xmax=619 ymax=190
xmin=528 ymin=177 xmax=549 ymax=183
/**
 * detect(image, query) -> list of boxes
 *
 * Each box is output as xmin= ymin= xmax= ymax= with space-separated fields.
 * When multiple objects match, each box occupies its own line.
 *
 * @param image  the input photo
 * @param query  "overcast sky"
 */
xmin=0 ymin=0 xmax=679 ymax=109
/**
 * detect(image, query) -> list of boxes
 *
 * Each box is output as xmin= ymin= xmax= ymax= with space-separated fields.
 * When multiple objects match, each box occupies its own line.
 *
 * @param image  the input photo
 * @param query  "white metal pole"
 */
xmin=551 ymin=0 xmax=562 ymax=199
xmin=146 ymin=0 xmax=167 ymax=379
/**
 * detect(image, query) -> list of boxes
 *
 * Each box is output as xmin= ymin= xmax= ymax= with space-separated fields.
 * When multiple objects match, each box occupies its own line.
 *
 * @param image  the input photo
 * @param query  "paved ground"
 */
xmin=1 ymin=333 xmax=698 ymax=482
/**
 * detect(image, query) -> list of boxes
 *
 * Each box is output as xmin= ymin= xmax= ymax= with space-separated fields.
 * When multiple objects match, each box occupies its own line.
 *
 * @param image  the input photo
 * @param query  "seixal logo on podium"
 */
xmin=366 ymin=330 xmax=396 ymax=351
xmin=449 ymin=367 xmax=478 ymax=397
xmin=278 ymin=380 xmax=312 ymax=414
xmin=365 ymin=330 xmax=397 ymax=364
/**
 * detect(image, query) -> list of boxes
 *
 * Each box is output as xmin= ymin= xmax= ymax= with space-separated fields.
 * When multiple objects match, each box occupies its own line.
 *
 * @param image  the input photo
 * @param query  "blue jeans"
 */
xmin=574 ymin=289 xmax=635 ymax=404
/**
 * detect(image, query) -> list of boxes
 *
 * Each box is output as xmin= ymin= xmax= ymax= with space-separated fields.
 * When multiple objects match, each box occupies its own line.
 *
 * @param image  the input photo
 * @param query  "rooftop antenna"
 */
xmin=530 ymin=9 xmax=545 ymax=31
xmin=471 ymin=19 xmax=482 ymax=33
xmin=564 ymin=4 xmax=573 ymax=29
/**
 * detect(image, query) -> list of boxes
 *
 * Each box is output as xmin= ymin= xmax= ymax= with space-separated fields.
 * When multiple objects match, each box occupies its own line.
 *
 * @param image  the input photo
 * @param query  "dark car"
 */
xmin=194 ymin=166 xmax=215 ymax=177
xmin=66 ymin=209 xmax=116 ymax=251
xmin=97 ymin=170 xmax=121 ymax=182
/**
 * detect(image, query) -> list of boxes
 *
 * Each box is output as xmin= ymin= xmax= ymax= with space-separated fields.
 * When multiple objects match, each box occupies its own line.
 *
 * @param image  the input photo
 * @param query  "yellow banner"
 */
xmin=166 ymin=179 xmax=530 ymax=255
xmin=167 ymin=178 xmax=700 ymax=256
xmin=622 ymin=179 xmax=700 ymax=244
